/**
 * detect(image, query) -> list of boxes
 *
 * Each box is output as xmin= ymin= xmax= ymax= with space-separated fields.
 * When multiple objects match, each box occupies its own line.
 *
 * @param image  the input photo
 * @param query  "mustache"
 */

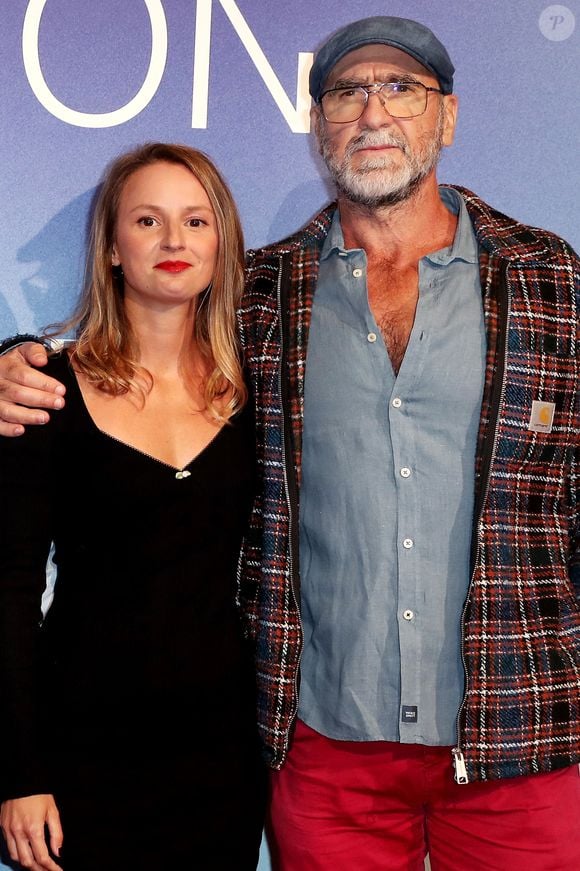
xmin=345 ymin=129 xmax=409 ymax=158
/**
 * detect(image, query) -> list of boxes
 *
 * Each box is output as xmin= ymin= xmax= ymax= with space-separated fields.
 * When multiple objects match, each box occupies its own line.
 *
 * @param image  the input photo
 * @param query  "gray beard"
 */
xmin=318 ymin=113 xmax=445 ymax=208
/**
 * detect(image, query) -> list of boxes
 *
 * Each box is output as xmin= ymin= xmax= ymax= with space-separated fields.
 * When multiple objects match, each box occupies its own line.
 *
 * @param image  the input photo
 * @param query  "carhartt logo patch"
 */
xmin=528 ymin=400 xmax=555 ymax=433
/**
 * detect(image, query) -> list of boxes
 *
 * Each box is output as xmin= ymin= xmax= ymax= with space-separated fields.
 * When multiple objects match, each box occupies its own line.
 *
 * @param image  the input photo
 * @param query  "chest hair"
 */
xmin=367 ymin=257 xmax=419 ymax=375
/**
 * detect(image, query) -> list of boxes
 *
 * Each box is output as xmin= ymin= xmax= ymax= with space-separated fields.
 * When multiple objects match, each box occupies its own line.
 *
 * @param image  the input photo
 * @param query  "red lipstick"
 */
xmin=154 ymin=261 xmax=191 ymax=273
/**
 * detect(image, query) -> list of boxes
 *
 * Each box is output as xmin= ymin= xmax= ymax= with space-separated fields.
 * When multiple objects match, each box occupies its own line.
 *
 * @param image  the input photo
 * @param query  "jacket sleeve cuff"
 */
xmin=0 ymin=334 xmax=56 ymax=357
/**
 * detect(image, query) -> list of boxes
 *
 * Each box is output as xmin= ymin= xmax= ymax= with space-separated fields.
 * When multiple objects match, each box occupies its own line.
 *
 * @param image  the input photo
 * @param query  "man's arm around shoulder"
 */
xmin=0 ymin=339 xmax=66 ymax=437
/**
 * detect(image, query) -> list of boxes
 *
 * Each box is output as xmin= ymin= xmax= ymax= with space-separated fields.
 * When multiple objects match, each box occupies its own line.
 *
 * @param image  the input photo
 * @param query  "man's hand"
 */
xmin=0 ymin=795 xmax=63 ymax=871
xmin=0 ymin=343 xmax=66 ymax=436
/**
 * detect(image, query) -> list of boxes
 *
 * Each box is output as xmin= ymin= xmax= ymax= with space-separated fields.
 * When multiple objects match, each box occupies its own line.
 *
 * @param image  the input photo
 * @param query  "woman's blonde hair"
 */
xmin=55 ymin=142 xmax=246 ymax=421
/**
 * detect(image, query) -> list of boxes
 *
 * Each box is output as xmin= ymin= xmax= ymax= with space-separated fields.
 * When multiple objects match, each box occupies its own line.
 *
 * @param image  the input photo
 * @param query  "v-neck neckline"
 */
xmin=65 ymin=358 xmax=228 ymax=473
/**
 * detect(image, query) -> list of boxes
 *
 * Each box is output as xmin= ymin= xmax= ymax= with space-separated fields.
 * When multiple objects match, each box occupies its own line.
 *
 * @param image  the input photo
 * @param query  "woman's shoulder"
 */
xmin=0 ymin=351 xmax=73 ymax=459
xmin=43 ymin=346 xmax=75 ymax=385
xmin=16 ymin=347 xmax=79 ymax=445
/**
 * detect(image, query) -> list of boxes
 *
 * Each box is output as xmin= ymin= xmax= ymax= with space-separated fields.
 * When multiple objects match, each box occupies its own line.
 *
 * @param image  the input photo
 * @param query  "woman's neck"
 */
xmin=123 ymin=296 xmax=201 ymax=379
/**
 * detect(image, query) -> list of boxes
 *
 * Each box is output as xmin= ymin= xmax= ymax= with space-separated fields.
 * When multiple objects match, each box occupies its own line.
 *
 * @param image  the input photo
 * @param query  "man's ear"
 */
xmin=311 ymin=104 xmax=325 ymax=153
xmin=441 ymin=94 xmax=458 ymax=147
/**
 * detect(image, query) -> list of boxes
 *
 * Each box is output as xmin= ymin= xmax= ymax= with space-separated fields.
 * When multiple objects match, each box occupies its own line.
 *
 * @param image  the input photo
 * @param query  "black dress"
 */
xmin=0 ymin=353 xmax=265 ymax=870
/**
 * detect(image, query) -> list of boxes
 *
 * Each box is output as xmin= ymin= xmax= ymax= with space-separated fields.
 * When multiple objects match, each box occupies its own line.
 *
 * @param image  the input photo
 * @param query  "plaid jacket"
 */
xmin=237 ymin=187 xmax=580 ymax=782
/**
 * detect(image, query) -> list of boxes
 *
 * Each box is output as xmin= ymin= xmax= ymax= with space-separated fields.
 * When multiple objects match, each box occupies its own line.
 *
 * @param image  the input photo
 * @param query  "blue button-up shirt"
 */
xmin=298 ymin=187 xmax=485 ymax=745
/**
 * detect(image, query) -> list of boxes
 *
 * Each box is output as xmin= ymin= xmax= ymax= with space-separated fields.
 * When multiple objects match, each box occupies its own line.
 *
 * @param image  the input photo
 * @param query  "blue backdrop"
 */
xmin=0 ymin=2 xmax=578 ymax=869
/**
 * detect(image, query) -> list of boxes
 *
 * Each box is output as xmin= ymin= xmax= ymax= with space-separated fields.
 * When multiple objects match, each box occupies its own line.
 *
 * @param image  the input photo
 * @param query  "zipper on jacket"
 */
xmin=451 ymin=747 xmax=468 ymax=784
xmin=453 ymin=264 xmax=512 ymax=785
xmin=276 ymin=254 xmax=303 ymax=764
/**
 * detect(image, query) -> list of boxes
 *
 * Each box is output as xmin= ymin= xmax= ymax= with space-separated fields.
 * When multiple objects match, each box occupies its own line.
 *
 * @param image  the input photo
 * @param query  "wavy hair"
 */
xmin=52 ymin=143 xmax=247 ymax=421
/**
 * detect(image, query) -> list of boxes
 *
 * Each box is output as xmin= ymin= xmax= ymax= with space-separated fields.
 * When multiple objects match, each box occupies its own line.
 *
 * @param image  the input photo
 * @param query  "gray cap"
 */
xmin=309 ymin=16 xmax=455 ymax=101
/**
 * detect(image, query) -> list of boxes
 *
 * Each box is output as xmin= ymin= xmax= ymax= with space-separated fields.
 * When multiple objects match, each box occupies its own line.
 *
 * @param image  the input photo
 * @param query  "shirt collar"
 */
xmin=320 ymin=207 xmax=349 ymax=261
xmin=426 ymin=187 xmax=479 ymax=265
xmin=320 ymin=187 xmax=478 ymax=265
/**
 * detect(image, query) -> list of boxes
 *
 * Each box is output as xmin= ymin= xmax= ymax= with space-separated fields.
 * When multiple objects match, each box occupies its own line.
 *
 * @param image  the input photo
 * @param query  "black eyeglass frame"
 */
xmin=318 ymin=81 xmax=444 ymax=123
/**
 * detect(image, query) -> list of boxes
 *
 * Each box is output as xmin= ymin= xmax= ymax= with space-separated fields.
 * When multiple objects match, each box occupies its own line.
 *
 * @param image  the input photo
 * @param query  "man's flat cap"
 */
xmin=309 ymin=16 xmax=455 ymax=101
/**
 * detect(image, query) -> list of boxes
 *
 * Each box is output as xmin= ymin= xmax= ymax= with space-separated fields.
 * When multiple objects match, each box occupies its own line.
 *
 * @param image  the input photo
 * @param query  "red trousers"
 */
xmin=268 ymin=719 xmax=580 ymax=870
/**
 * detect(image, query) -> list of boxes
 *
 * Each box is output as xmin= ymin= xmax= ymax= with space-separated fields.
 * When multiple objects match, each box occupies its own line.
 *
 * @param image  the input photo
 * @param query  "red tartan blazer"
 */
xmin=237 ymin=187 xmax=580 ymax=782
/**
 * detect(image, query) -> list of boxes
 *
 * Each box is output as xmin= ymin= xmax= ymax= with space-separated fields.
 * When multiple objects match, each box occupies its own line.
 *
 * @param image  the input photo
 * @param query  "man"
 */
xmin=1 ymin=16 xmax=579 ymax=870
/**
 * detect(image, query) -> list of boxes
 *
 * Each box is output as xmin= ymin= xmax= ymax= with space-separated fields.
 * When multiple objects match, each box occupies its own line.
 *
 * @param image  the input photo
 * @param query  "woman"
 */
xmin=0 ymin=143 xmax=265 ymax=870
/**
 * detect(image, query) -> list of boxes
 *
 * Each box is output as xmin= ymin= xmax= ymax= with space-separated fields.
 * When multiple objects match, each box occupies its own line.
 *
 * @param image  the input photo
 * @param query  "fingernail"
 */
xmin=14 ymin=425 xmax=25 ymax=436
xmin=55 ymin=385 xmax=66 ymax=396
xmin=53 ymin=398 xmax=65 ymax=409
xmin=37 ymin=413 xmax=50 ymax=424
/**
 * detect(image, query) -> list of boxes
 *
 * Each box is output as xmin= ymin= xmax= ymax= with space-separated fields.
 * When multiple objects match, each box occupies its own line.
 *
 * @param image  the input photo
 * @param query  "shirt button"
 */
xmin=392 ymin=397 xmax=402 ymax=408
xmin=403 ymin=538 xmax=414 ymax=549
xmin=367 ymin=332 xmax=377 ymax=343
xmin=352 ymin=268 xmax=363 ymax=278
xmin=403 ymin=609 xmax=414 ymax=621
xmin=400 ymin=467 xmax=411 ymax=478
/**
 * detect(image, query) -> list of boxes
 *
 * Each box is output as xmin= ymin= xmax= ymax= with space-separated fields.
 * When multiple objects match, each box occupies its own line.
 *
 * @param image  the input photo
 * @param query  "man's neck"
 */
xmin=338 ymin=175 xmax=457 ymax=266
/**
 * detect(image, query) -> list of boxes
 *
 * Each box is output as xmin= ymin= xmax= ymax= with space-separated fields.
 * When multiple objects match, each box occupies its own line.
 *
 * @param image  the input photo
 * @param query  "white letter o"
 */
xmin=22 ymin=0 xmax=168 ymax=128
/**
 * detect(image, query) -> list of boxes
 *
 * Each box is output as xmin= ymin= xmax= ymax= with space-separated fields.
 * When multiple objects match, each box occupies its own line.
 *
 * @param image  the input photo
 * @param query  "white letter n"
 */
xmin=192 ymin=0 xmax=312 ymax=133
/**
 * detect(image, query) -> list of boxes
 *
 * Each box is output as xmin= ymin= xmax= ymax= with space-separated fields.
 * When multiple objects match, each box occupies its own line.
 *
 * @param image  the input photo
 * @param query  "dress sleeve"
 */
xmin=0 ymin=379 xmax=60 ymax=800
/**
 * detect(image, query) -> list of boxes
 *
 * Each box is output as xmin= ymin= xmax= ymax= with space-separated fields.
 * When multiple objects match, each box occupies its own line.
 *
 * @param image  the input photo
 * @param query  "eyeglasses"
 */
xmin=319 ymin=81 xmax=443 ymax=123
